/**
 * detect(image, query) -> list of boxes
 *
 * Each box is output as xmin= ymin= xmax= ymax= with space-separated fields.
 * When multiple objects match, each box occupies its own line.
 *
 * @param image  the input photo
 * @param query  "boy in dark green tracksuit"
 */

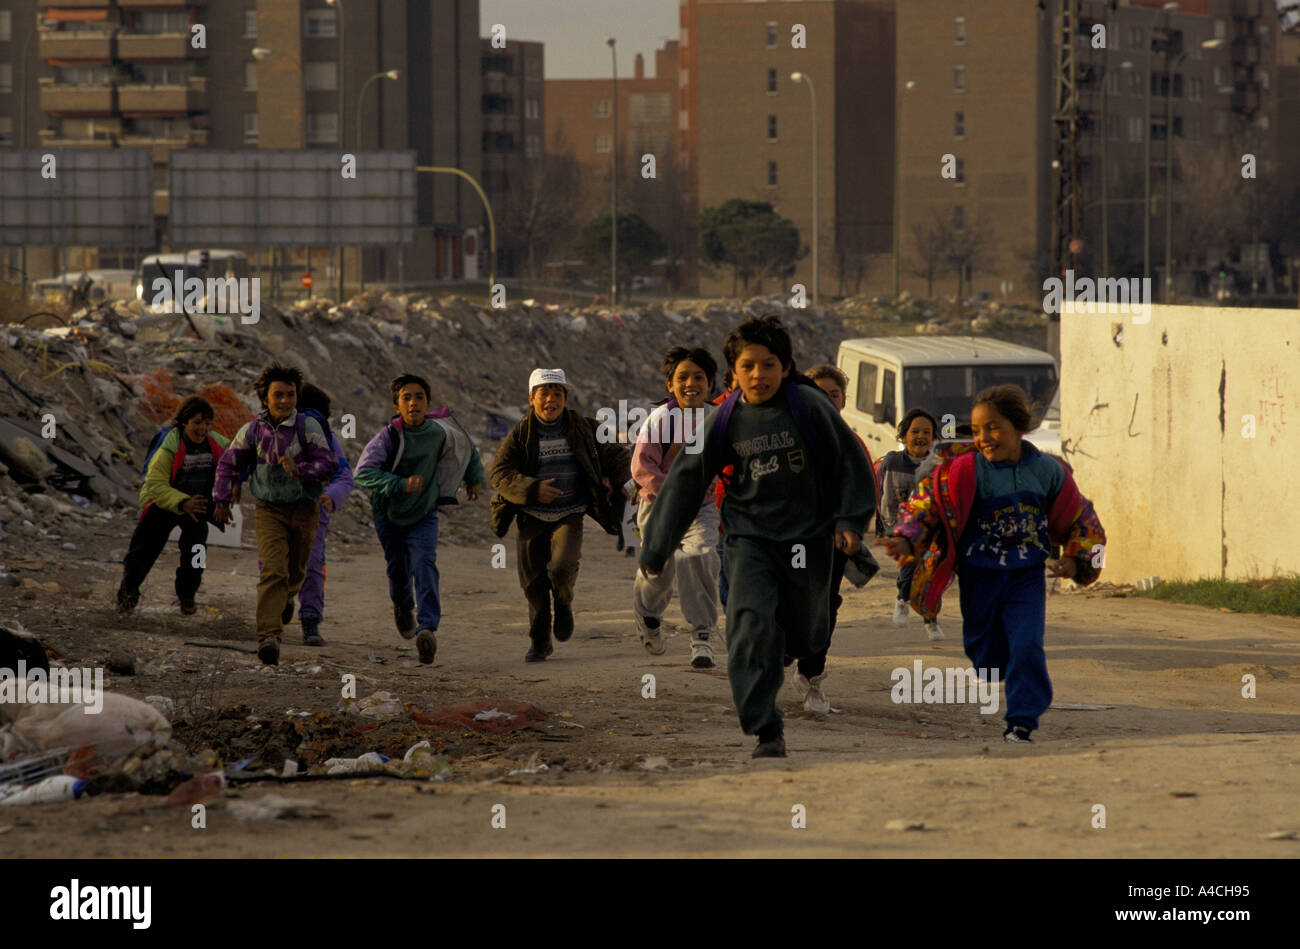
xmin=640 ymin=316 xmax=875 ymax=758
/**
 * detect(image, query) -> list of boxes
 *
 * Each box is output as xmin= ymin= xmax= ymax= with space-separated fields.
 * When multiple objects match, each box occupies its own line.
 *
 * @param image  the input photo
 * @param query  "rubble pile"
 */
xmin=830 ymin=292 xmax=1050 ymax=346
xmin=0 ymin=292 xmax=849 ymax=554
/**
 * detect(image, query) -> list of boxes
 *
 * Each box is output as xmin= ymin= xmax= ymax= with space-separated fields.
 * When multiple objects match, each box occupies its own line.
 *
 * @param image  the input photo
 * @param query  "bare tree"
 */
xmin=500 ymin=124 xmax=585 ymax=280
xmin=948 ymin=211 xmax=995 ymax=299
xmin=907 ymin=210 xmax=954 ymax=298
xmin=833 ymin=220 xmax=872 ymax=298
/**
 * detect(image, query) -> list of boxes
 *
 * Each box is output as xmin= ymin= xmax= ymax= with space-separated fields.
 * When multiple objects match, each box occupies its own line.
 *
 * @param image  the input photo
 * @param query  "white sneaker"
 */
xmin=795 ymin=672 xmax=830 ymax=714
xmin=893 ymin=598 xmax=909 ymax=626
xmin=689 ymin=635 xmax=714 ymax=669
xmin=635 ymin=613 xmax=666 ymax=656
xmin=924 ymin=620 xmax=945 ymax=641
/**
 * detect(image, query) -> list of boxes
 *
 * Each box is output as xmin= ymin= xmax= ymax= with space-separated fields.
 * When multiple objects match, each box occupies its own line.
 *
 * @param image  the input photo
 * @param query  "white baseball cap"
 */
xmin=528 ymin=368 xmax=569 ymax=395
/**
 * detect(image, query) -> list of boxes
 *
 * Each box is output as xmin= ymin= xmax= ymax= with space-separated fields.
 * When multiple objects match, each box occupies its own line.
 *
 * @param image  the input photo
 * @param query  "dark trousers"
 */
xmin=797 ymin=548 xmax=847 ymax=679
xmin=724 ymin=533 xmax=832 ymax=738
xmin=957 ymin=563 xmax=1052 ymax=732
xmin=897 ymin=558 xmax=917 ymax=600
xmin=375 ymin=509 xmax=442 ymax=632
xmin=515 ymin=511 xmax=584 ymax=643
xmin=120 ymin=505 xmax=209 ymax=601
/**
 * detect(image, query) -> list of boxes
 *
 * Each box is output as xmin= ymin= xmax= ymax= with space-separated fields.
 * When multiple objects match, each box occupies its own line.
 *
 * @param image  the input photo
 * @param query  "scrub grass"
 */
xmin=1130 ymin=576 xmax=1300 ymax=618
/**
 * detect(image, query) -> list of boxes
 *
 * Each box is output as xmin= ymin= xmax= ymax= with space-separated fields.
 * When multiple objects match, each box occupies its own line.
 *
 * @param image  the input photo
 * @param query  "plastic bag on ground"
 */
xmin=0 ymin=688 xmax=172 ymax=765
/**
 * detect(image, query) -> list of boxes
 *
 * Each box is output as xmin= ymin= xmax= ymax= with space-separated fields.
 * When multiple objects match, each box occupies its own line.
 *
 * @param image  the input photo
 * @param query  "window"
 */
xmin=1212 ymin=66 xmax=1224 ymax=88
xmin=244 ymin=10 xmax=257 ymax=38
xmin=304 ymin=9 xmax=337 ymax=38
xmin=594 ymin=98 xmax=610 ymax=117
xmin=1259 ymin=69 xmax=1269 ymax=91
xmin=0 ymin=11 xmax=11 ymax=43
xmin=767 ymin=114 xmax=777 ymax=141
xmin=766 ymin=23 xmax=777 ymax=48
xmin=955 ymin=17 xmax=966 ymax=45
xmin=595 ymin=134 xmax=611 ymax=153
xmin=1128 ymin=26 xmax=1143 ymax=50
xmin=135 ymin=11 xmax=189 ymax=34
xmin=1213 ymin=111 xmax=1228 ymax=135
xmin=1107 ymin=70 xmax=1121 ymax=95
xmin=955 ymin=158 xmax=965 ymax=184
xmin=1213 ymin=19 xmax=1226 ymax=39
xmin=953 ymin=205 xmax=964 ymax=229
xmin=680 ymin=108 xmax=688 ymax=131
xmin=136 ymin=64 xmax=191 ymax=85
xmin=526 ymin=134 xmax=540 ymax=158
xmin=305 ymin=112 xmax=338 ymax=144
xmin=680 ymin=67 xmax=688 ymax=90
xmin=244 ymin=62 xmax=258 ymax=92
xmin=767 ymin=160 xmax=777 ymax=186
xmin=1106 ymin=113 xmax=1120 ymax=140
xmin=1188 ymin=77 xmax=1203 ymax=101
xmin=304 ymin=62 xmax=337 ymax=91
xmin=244 ymin=113 xmax=258 ymax=143
xmin=525 ymin=98 xmax=539 ymax=119
xmin=1128 ymin=115 xmax=1143 ymax=142
xmin=881 ymin=370 xmax=897 ymax=426
xmin=1257 ymin=113 xmax=1269 ymax=131
xmin=0 ymin=65 xmax=11 ymax=94
xmin=1131 ymin=70 xmax=1143 ymax=96
xmin=767 ymin=68 xmax=777 ymax=94
xmin=954 ymin=66 xmax=965 ymax=91
xmin=0 ymin=117 xmax=12 ymax=145
xmin=954 ymin=111 xmax=964 ymax=137
xmin=854 ymin=362 xmax=879 ymax=413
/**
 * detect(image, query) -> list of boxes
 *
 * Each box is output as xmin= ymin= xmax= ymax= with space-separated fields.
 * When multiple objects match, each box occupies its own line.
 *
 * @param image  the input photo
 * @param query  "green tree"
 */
xmin=698 ymin=199 xmax=804 ymax=296
xmin=574 ymin=210 xmax=666 ymax=300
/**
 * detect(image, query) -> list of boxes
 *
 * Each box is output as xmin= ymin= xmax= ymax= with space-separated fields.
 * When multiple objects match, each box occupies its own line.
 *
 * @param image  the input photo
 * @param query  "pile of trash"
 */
xmin=0 ymin=290 xmax=850 ymax=550
xmin=830 ymin=292 xmax=1049 ymax=345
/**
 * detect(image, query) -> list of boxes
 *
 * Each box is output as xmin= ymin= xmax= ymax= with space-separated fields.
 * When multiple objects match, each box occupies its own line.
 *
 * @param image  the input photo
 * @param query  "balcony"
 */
xmin=1231 ymin=0 xmax=1261 ymax=18
xmin=117 ymin=33 xmax=200 ymax=61
xmin=1231 ymin=88 xmax=1260 ymax=113
xmin=118 ymin=0 xmax=206 ymax=7
xmin=118 ymin=76 xmax=206 ymax=113
xmin=39 ymin=0 xmax=110 ymax=8
xmin=40 ymin=30 xmax=115 ymax=62
xmin=483 ymin=71 xmax=508 ymax=95
xmin=1230 ymin=38 xmax=1260 ymax=65
xmin=483 ymin=112 xmax=515 ymax=133
xmin=38 ymin=79 xmax=116 ymax=114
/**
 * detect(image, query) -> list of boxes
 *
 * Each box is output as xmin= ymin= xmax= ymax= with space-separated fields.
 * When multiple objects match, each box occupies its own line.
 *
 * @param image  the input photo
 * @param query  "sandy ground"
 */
xmin=3 ymin=510 xmax=1299 ymax=858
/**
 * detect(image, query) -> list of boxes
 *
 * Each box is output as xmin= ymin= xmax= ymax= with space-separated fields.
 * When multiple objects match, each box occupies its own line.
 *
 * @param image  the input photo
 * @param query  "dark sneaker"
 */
xmin=752 ymin=736 xmax=787 ymax=758
xmin=553 ymin=603 xmax=574 ymax=642
xmin=179 ymin=597 xmax=197 ymax=616
xmin=1003 ymin=726 xmax=1032 ymax=743
xmin=524 ymin=638 xmax=554 ymax=663
xmin=394 ymin=604 xmax=417 ymax=639
xmin=258 ymin=637 xmax=280 ymax=666
xmin=281 ymin=600 xmax=294 ymax=625
xmin=301 ymin=614 xmax=324 ymax=647
xmin=416 ymin=629 xmax=437 ymax=664
xmin=116 ymin=588 xmax=139 ymax=615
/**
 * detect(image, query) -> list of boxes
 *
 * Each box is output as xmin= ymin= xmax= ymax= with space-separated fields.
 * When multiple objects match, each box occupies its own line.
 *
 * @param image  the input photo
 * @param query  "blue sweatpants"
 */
xmin=375 ymin=509 xmax=441 ymax=632
xmin=957 ymin=563 xmax=1052 ymax=732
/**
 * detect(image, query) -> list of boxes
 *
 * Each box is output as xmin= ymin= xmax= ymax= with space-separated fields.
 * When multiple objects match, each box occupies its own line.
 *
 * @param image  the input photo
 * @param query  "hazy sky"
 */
xmin=480 ymin=0 xmax=680 ymax=79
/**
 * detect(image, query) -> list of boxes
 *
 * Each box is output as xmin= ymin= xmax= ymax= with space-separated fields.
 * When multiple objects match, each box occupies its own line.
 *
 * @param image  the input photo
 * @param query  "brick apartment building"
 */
xmin=481 ymin=37 xmax=543 ymax=278
xmin=687 ymin=0 xmax=895 ymax=301
xmin=544 ymin=41 xmax=682 ymax=287
xmin=0 ymin=0 xmax=483 ymax=287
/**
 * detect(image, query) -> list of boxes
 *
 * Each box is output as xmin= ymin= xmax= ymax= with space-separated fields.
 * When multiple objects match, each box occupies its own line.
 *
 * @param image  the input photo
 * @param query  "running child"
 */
xmin=632 ymin=345 xmax=721 ymax=668
xmin=489 ymin=368 xmax=631 ymax=662
xmin=876 ymin=408 xmax=941 ymax=637
xmin=882 ymin=385 xmax=1106 ymax=742
xmin=117 ymin=396 xmax=229 ymax=615
xmin=285 ymin=383 xmax=354 ymax=647
xmin=213 ymin=362 xmax=338 ymax=665
xmin=641 ymin=317 xmax=874 ymax=757
xmin=355 ymin=373 xmax=486 ymax=665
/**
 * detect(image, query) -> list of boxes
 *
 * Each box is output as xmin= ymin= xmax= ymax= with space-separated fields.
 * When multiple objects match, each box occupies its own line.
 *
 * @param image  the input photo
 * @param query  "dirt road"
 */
xmin=4 ymin=510 xmax=1299 ymax=858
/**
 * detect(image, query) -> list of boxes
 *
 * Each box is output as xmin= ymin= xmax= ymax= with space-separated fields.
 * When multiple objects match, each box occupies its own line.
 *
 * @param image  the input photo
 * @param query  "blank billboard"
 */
xmin=169 ymin=150 xmax=417 ymax=247
xmin=0 ymin=149 xmax=153 ymax=248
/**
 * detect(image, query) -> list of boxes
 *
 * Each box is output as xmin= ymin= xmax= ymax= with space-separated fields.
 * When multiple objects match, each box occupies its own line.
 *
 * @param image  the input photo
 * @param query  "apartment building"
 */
xmin=481 ymin=37 xmax=543 ymax=278
xmin=0 ymin=0 xmax=483 ymax=287
xmin=693 ymin=0 xmax=896 ymax=300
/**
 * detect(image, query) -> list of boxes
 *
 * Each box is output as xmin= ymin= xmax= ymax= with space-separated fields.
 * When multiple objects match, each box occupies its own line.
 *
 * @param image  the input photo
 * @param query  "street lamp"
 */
xmin=892 ymin=79 xmax=915 ymax=297
xmin=791 ymin=72 xmax=818 ymax=305
xmin=607 ymin=37 xmax=617 ymax=305
xmin=355 ymin=70 xmax=399 ymax=151
xmin=325 ymin=0 xmax=345 ymax=148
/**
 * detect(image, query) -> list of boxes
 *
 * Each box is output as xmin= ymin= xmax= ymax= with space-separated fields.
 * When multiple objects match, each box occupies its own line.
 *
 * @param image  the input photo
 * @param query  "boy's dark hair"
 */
xmin=661 ymin=345 xmax=717 ymax=388
xmin=299 ymin=383 xmax=332 ymax=420
xmin=723 ymin=315 xmax=794 ymax=371
xmin=896 ymin=408 xmax=940 ymax=441
xmin=973 ymin=384 xmax=1036 ymax=433
xmin=253 ymin=362 xmax=303 ymax=407
xmin=390 ymin=373 xmax=431 ymax=404
xmin=805 ymin=364 xmax=848 ymax=391
xmin=172 ymin=396 xmax=214 ymax=428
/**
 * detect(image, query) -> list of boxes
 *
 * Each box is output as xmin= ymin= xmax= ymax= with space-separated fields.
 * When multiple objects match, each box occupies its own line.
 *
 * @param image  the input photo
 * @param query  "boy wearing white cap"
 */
xmin=490 ymin=369 xmax=632 ymax=661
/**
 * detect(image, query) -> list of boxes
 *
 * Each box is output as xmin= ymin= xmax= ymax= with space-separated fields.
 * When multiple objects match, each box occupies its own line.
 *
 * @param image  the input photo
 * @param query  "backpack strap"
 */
xmin=707 ymin=389 xmax=743 ymax=472
xmin=386 ymin=416 xmax=405 ymax=472
xmin=783 ymin=380 xmax=832 ymax=478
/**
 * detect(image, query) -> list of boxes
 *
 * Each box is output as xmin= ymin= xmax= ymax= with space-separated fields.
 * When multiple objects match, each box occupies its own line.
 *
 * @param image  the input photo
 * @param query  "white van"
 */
xmin=134 ymin=250 xmax=250 ymax=312
xmin=30 ymin=270 xmax=137 ymax=306
xmin=835 ymin=336 xmax=1062 ymax=459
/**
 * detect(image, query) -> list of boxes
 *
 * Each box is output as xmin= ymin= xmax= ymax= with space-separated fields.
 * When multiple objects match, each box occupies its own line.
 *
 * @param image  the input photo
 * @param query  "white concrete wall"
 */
xmin=1061 ymin=305 xmax=1300 ymax=585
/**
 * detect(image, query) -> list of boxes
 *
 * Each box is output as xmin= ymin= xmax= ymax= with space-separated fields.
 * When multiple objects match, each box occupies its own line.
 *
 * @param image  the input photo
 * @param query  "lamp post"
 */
xmin=607 ymin=37 xmax=617 ymax=305
xmin=355 ymin=69 xmax=399 ymax=151
xmin=892 ymin=79 xmax=916 ymax=297
xmin=791 ymin=71 xmax=818 ymax=306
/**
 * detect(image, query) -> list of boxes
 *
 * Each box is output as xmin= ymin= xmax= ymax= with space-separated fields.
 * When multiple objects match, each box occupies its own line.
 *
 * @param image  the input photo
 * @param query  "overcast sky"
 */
xmin=480 ymin=0 xmax=680 ymax=79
